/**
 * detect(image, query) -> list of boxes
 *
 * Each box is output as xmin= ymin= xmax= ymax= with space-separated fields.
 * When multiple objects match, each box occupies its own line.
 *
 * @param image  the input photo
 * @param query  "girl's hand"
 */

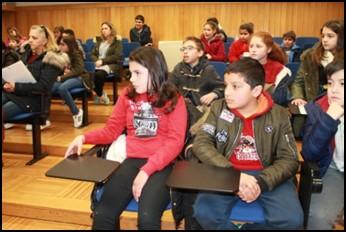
xmin=132 ymin=170 xmax=149 ymax=202
xmin=64 ymin=135 xmax=85 ymax=158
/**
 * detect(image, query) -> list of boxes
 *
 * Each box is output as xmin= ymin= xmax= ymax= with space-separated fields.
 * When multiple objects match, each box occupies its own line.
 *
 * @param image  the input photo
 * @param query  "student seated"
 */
xmin=2 ymin=25 xmax=69 ymax=127
xmin=302 ymin=60 xmax=344 ymax=230
xmin=52 ymin=35 xmax=92 ymax=128
xmin=228 ymin=22 xmax=254 ymax=63
xmin=65 ymin=47 xmax=187 ymax=230
xmin=280 ymin=30 xmax=301 ymax=63
xmin=192 ymin=58 xmax=303 ymax=230
xmin=169 ymin=36 xmax=225 ymax=229
xmin=200 ymin=21 xmax=226 ymax=62
xmin=249 ymin=31 xmax=292 ymax=107
xmin=129 ymin=15 xmax=153 ymax=47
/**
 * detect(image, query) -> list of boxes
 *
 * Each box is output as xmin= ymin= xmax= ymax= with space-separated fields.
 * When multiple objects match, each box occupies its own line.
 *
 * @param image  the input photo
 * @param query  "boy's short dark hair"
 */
xmin=225 ymin=57 xmax=265 ymax=89
xmin=135 ymin=15 xmax=145 ymax=23
xmin=63 ymin=29 xmax=75 ymax=37
xmin=239 ymin=22 xmax=254 ymax=34
xmin=183 ymin=36 xmax=204 ymax=51
xmin=282 ymin=30 xmax=296 ymax=41
xmin=325 ymin=59 xmax=344 ymax=78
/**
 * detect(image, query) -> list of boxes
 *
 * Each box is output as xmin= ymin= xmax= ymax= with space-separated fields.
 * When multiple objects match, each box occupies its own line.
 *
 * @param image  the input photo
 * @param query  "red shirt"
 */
xmin=200 ymin=34 xmax=226 ymax=62
xmin=229 ymin=92 xmax=273 ymax=170
xmin=228 ymin=39 xmax=249 ymax=63
xmin=84 ymin=88 xmax=188 ymax=176
xmin=262 ymin=59 xmax=284 ymax=84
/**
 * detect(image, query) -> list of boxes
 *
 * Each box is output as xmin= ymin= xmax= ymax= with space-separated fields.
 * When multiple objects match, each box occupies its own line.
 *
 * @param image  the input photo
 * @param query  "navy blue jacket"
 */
xmin=129 ymin=24 xmax=153 ymax=46
xmin=302 ymin=95 xmax=340 ymax=177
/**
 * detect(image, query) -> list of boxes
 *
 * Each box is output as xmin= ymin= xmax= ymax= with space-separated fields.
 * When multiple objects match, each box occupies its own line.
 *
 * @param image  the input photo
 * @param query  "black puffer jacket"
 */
xmin=4 ymin=48 xmax=69 ymax=112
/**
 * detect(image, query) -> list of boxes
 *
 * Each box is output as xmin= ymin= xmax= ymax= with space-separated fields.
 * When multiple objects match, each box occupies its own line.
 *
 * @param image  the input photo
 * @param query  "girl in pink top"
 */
xmin=65 ymin=46 xmax=188 ymax=229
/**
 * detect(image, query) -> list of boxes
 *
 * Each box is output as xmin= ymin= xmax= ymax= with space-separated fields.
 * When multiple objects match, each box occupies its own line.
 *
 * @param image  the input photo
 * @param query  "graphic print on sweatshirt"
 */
xmin=130 ymin=101 xmax=158 ymax=137
xmin=233 ymin=134 xmax=259 ymax=161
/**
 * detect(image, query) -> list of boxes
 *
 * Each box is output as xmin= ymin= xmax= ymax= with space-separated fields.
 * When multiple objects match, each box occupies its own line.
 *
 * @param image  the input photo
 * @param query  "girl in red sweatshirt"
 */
xmin=228 ymin=22 xmax=254 ymax=63
xmin=65 ymin=47 xmax=188 ymax=230
xmin=200 ymin=21 xmax=226 ymax=62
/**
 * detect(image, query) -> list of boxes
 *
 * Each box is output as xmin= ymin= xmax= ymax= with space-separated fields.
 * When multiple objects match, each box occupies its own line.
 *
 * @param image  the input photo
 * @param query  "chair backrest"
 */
xmin=123 ymin=42 xmax=141 ymax=58
xmin=224 ymin=41 xmax=232 ymax=57
xmin=84 ymin=61 xmax=96 ymax=73
xmin=273 ymin=37 xmax=283 ymax=45
xmin=158 ymin=40 xmax=183 ymax=72
xmin=295 ymin=37 xmax=319 ymax=50
xmin=122 ymin=38 xmax=129 ymax=43
xmin=286 ymin=62 xmax=300 ymax=79
xmin=209 ymin=61 xmax=227 ymax=79
xmin=227 ymin=37 xmax=234 ymax=44
xmin=84 ymin=38 xmax=95 ymax=52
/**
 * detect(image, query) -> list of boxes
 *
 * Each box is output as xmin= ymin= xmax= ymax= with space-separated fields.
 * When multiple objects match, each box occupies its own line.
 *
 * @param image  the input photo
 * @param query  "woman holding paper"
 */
xmin=2 ymin=25 xmax=69 ymax=123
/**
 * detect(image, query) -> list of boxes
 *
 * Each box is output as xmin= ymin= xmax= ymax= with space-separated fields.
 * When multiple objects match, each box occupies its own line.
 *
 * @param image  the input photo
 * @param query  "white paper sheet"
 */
xmin=2 ymin=61 xmax=37 ymax=83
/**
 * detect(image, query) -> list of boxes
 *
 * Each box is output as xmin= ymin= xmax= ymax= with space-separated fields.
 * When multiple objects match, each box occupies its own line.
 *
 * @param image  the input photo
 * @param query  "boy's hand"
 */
xmin=291 ymin=98 xmax=307 ymax=106
xmin=237 ymin=173 xmax=261 ymax=203
xmin=200 ymin=92 xmax=217 ymax=106
xmin=327 ymin=102 xmax=344 ymax=120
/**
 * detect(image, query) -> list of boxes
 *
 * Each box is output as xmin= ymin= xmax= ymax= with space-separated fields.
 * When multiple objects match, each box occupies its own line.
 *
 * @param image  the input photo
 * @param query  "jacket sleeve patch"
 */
xmin=202 ymin=123 xmax=216 ymax=136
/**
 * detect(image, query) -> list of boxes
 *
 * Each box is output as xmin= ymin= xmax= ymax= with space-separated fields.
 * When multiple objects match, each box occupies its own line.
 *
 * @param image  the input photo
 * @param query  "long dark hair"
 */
xmin=127 ymin=46 xmax=179 ymax=113
xmin=313 ymin=20 xmax=344 ymax=64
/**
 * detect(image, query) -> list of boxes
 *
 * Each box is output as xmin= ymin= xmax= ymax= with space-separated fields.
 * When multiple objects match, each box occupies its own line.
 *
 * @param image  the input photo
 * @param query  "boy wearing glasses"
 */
xmin=169 ymin=36 xmax=225 ymax=230
xmin=170 ymin=36 xmax=224 ymax=107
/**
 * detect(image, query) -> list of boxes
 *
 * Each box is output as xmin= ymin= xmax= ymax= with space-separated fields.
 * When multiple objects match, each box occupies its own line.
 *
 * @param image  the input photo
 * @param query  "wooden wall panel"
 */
xmin=2 ymin=2 xmax=344 ymax=46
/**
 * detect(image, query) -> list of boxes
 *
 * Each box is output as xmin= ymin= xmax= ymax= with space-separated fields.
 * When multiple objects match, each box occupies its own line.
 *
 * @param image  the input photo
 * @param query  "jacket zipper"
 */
xmin=285 ymin=134 xmax=297 ymax=159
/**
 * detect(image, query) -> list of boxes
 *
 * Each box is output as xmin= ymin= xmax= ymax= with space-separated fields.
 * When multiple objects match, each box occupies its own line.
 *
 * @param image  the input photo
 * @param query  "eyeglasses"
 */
xmin=40 ymin=25 xmax=48 ymax=39
xmin=180 ymin=46 xmax=197 ymax=52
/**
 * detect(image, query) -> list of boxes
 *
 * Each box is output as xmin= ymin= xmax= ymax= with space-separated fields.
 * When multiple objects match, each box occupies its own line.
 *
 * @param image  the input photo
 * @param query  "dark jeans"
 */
xmin=93 ymin=70 xmax=108 ymax=97
xmin=193 ymin=177 xmax=304 ymax=230
xmin=92 ymin=158 xmax=173 ymax=230
xmin=2 ymin=93 xmax=24 ymax=121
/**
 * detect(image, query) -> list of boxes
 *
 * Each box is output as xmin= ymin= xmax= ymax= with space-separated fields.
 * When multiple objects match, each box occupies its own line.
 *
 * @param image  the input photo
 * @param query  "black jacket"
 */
xmin=129 ymin=24 xmax=153 ymax=46
xmin=4 ymin=48 xmax=69 ymax=112
xmin=170 ymin=56 xmax=225 ymax=106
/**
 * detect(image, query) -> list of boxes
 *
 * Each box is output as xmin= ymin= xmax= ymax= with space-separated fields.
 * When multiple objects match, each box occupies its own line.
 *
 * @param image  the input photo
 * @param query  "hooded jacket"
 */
xmin=170 ymin=56 xmax=224 ymax=106
xmin=280 ymin=42 xmax=301 ymax=63
xmin=192 ymin=92 xmax=299 ymax=192
xmin=302 ymin=95 xmax=340 ymax=177
xmin=200 ymin=34 xmax=226 ymax=62
xmin=4 ymin=48 xmax=69 ymax=113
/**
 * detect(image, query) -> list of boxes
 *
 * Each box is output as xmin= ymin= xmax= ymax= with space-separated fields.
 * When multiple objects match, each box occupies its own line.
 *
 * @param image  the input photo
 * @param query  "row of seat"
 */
xmin=208 ymin=61 xmax=300 ymax=80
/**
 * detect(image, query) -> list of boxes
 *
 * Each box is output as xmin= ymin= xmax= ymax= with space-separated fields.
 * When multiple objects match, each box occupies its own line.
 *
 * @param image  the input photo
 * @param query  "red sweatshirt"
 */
xmin=200 ymin=34 xmax=226 ymax=62
xmin=262 ymin=59 xmax=284 ymax=84
xmin=228 ymin=39 xmax=249 ymax=63
xmin=229 ymin=92 xmax=274 ymax=170
xmin=84 ymin=88 xmax=188 ymax=176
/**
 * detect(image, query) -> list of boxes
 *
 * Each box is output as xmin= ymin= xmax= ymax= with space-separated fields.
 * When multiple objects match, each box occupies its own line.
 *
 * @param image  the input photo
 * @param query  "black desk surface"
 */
xmin=166 ymin=161 xmax=240 ymax=193
xmin=46 ymin=154 xmax=120 ymax=183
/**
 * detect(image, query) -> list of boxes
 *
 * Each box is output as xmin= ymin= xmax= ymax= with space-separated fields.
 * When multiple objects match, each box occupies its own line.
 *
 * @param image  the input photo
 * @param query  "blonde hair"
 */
xmin=30 ymin=25 xmax=59 ymax=52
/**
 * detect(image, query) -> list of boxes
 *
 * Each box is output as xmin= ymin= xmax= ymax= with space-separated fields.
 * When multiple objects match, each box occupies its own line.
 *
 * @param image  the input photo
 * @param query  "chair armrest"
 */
xmin=83 ymin=144 xmax=111 ymax=158
xmin=299 ymin=159 xmax=323 ymax=228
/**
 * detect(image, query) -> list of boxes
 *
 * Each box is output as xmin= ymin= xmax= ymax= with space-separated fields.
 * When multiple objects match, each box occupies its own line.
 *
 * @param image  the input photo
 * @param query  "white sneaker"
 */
xmin=4 ymin=123 xmax=14 ymax=129
xmin=72 ymin=109 xmax=83 ymax=128
xmin=100 ymin=92 xmax=110 ymax=105
xmin=25 ymin=120 xmax=51 ymax=131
